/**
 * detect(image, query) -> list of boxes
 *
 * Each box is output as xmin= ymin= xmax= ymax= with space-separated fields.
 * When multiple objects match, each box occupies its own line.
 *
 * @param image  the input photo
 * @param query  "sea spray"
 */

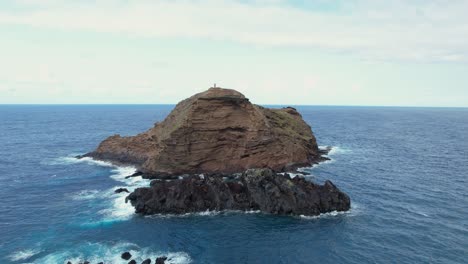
xmin=8 ymin=249 xmax=42 ymax=262
xmin=29 ymin=242 xmax=191 ymax=264
xmin=59 ymin=155 xmax=151 ymax=222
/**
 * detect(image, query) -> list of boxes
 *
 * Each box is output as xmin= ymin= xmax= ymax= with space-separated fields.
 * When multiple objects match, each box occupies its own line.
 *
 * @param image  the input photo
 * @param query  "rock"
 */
xmin=126 ymin=171 xmax=143 ymax=179
xmin=155 ymin=256 xmax=167 ymax=264
xmin=128 ymin=260 xmax=137 ymax=264
xmin=141 ymin=259 xmax=152 ymax=264
xmin=127 ymin=168 xmax=350 ymax=216
xmin=318 ymin=146 xmax=332 ymax=155
xmin=121 ymin=252 xmax=132 ymax=260
xmin=67 ymin=262 xmax=72 ymax=264
xmin=115 ymin=188 xmax=130 ymax=193
xmin=83 ymin=262 xmax=90 ymax=264
xmin=83 ymin=87 xmax=323 ymax=177
xmin=97 ymin=262 xmax=104 ymax=264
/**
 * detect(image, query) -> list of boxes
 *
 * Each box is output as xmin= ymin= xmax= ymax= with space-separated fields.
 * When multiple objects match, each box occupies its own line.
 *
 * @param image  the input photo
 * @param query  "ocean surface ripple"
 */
xmin=0 ymin=105 xmax=467 ymax=263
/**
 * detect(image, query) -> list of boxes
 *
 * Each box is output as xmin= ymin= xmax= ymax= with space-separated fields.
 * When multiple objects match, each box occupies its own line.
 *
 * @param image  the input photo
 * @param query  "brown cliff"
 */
xmin=83 ymin=87 xmax=326 ymax=177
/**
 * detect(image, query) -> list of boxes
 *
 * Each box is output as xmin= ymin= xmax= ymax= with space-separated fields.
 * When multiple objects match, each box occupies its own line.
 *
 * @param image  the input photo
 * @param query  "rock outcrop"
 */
xmin=83 ymin=87 xmax=326 ymax=177
xmin=126 ymin=168 xmax=350 ymax=216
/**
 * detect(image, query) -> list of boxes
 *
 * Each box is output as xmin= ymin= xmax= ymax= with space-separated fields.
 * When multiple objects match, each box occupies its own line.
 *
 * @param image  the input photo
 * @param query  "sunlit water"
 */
xmin=0 ymin=105 xmax=467 ymax=263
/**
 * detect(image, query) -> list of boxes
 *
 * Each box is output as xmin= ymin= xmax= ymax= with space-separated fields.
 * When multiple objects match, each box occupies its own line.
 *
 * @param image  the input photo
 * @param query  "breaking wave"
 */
xmin=70 ymin=189 xmax=101 ymax=200
xmin=47 ymin=155 xmax=115 ymax=167
xmin=146 ymin=209 xmax=262 ymax=219
xmin=8 ymin=248 xmax=41 ymax=262
xmin=319 ymin=145 xmax=352 ymax=157
xmin=29 ymin=242 xmax=191 ymax=264
xmin=58 ymin=155 xmax=151 ymax=222
xmin=98 ymin=166 xmax=151 ymax=221
xmin=299 ymin=202 xmax=362 ymax=220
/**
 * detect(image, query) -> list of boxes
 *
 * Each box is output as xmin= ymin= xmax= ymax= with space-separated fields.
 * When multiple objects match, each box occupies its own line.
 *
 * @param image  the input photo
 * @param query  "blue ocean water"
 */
xmin=0 ymin=105 xmax=467 ymax=264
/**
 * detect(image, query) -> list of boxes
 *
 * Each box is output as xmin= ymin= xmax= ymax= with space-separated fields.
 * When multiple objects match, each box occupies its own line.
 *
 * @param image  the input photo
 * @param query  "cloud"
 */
xmin=1 ymin=0 xmax=468 ymax=62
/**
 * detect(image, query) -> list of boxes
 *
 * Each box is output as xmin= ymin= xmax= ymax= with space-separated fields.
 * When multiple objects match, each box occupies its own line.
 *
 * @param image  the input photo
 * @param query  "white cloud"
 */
xmin=1 ymin=0 xmax=468 ymax=63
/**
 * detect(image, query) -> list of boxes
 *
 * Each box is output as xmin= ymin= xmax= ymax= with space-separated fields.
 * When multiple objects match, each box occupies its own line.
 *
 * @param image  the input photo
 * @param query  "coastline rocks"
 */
xmin=66 ymin=254 xmax=164 ymax=264
xmin=115 ymin=187 xmax=130 ymax=193
xmin=155 ymin=256 xmax=168 ymax=264
xmin=126 ymin=168 xmax=350 ymax=216
xmin=121 ymin=252 xmax=132 ymax=260
xmin=83 ymin=87 xmax=324 ymax=177
xmin=125 ymin=171 xmax=143 ymax=179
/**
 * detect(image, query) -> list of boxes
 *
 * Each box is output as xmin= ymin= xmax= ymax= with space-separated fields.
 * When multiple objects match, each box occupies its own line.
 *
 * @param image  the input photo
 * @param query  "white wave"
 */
xmin=147 ymin=209 xmax=262 ymax=219
xmin=100 ymin=166 xmax=156 ymax=221
xmin=414 ymin=211 xmax=429 ymax=217
xmin=109 ymin=166 xmax=139 ymax=182
xmin=286 ymin=172 xmax=304 ymax=179
xmin=299 ymin=202 xmax=362 ymax=220
xmin=299 ymin=210 xmax=348 ymax=219
xmin=320 ymin=146 xmax=352 ymax=156
xmin=94 ymin=164 xmax=155 ymax=222
xmin=47 ymin=155 xmax=116 ymax=167
xmin=405 ymin=206 xmax=429 ymax=217
xmin=44 ymin=154 xmax=117 ymax=167
xmin=31 ymin=242 xmax=191 ymax=264
xmin=98 ymin=190 xmax=136 ymax=221
xmin=8 ymin=248 xmax=41 ymax=261
xmin=70 ymin=189 xmax=101 ymax=200
xmin=55 ymin=154 xmax=150 ymax=222
xmin=295 ymin=146 xmax=352 ymax=171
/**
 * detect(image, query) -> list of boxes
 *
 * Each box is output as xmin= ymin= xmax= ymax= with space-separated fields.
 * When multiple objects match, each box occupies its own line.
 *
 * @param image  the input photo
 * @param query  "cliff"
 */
xmin=83 ymin=87 xmax=325 ymax=177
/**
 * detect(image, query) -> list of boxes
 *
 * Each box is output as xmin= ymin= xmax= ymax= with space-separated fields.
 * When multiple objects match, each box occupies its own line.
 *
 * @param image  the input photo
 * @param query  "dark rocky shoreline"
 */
xmin=126 ymin=168 xmax=350 ymax=216
xmin=65 ymin=252 xmax=168 ymax=264
xmin=78 ymin=88 xmax=350 ymax=217
xmin=112 ymin=146 xmax=332 ymax=181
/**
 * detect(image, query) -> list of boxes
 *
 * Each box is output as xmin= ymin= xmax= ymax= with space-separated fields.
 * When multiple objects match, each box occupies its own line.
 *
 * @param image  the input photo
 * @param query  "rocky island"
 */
xmin=82 ymin=87 xmax=350 ymax=216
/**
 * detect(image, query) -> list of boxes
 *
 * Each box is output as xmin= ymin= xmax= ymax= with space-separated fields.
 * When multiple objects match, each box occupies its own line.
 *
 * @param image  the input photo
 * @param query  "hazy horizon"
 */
xmin=1 ymin=1 xmax=468 ymax=107
xmin=2 ymin=102 xmax=468 ymax=108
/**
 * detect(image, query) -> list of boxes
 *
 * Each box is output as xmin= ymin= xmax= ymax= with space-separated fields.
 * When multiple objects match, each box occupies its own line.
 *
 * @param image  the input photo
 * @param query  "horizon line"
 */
xmin=0 ymin=103 xmax=467 ymax=109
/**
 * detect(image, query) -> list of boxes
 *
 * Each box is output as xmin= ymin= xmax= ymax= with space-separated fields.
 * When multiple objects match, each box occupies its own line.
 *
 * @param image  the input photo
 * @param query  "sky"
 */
xmin=0 ymin=0 xmax=467 ymax=106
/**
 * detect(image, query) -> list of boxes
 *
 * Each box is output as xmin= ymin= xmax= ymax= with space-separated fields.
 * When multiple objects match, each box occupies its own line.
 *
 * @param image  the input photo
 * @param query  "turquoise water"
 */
xmin=0 ymin=105 xmax=467 ymax=263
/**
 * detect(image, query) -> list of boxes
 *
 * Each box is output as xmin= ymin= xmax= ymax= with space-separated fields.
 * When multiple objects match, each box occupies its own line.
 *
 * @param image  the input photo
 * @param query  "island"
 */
xmin=81 ymin=87 xmax=350 ymax=216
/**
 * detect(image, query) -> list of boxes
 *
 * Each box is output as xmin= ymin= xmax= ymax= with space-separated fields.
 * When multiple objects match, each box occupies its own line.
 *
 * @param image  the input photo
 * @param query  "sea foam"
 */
xmin=8 ymin=248 xmax=41 ymax=261
xmin=30 ymin=242 xmax=191 ymax=264
xmin=146 ymin=209 xmax=262 ymax=219
xmin=70 ymin=189 xmax=101 ymax=200
xmin=299 ymin=202 xmax=362 ymax=220
xmin=59 ymin=155 xmax=151 ymax=222
xmin=101 ymin=166 xmax=153 ymax=221
xmin=319 ymin=145 xmax=352 ymax=157
xmin=48 ymin=155 xmax=115 ymax=167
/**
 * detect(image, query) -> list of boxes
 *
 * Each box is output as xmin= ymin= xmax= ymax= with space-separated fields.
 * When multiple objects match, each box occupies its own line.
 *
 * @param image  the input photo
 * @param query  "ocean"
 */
xmin=0 ymin=105 xmax=467 ymax=264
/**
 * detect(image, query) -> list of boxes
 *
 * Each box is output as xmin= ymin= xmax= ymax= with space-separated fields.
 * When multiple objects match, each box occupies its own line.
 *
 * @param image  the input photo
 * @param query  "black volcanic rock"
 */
xmin=126 ymin=168 xmax=350 ymax=216
xmin=115 ymin=188 xmax=130 ymax=193
xmin=121 ymin=252 xmax=132 ymax=260
xmin=126 ymin=171 xmax=143 ymax=179
xmin=155 ymin=256 xmax=167 ymax=264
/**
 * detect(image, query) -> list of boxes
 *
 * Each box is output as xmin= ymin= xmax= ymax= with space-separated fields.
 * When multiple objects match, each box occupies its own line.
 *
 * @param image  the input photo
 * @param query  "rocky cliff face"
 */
xmin=84 ymin=87 xmax=324 ymax=177
xmin=126 ymin=168 xmax=351 ymax=216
